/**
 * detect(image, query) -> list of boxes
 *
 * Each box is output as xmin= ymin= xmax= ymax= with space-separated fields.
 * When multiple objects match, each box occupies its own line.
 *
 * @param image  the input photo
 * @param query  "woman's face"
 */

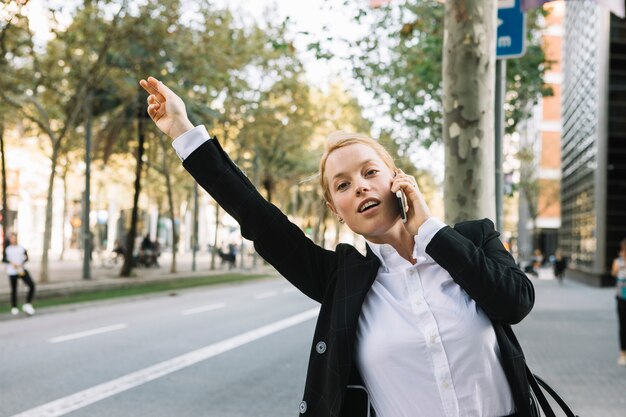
xmin=324 ymin=143 xmax=400 ymax=241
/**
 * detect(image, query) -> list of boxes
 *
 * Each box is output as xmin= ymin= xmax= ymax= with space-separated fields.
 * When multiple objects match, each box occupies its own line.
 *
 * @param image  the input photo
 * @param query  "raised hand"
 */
xmin=139 ymin=76 xmax=194 ymax=139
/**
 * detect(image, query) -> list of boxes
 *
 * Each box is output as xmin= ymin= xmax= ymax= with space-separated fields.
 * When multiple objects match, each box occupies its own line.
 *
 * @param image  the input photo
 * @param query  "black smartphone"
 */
xmin=396 ymin=190 xmax=407 ymax=223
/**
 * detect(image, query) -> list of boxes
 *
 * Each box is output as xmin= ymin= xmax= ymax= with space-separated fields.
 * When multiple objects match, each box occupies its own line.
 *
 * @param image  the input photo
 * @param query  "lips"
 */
xmin=358 ymin=198 xmax=381 ymax=213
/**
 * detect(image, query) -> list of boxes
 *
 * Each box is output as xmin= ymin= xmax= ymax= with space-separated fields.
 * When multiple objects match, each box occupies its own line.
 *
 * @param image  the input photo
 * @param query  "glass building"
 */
xmin=561 ymin=1 xmax=626 ymax=286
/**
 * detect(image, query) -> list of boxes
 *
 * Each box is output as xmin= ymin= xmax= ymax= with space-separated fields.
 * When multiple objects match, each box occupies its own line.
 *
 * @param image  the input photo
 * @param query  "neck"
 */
xmin=367 ymin=222 xmax=416 ymax=265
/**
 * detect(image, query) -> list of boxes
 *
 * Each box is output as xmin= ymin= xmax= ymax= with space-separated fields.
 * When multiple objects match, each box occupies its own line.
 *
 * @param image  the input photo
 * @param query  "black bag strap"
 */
xmin=525 ymin=364 xmax=578 ymax=417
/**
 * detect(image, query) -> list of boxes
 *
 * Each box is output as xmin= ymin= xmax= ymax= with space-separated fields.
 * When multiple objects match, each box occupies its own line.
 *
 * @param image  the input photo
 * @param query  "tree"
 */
xmin=0 ymin=0 xmax=31 ymax=246
xmin=0 ymin=0 xmax=129 ymax=281
xmin=342 ymin=1 xmax=551 ymax=145
xmin=441 ymin=0 xmax=497 ymax=223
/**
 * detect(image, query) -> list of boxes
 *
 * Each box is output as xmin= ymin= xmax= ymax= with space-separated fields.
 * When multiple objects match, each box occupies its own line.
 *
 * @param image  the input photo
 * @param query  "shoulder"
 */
xmin=451 ymin=218 xmax=497 ymax=241
xmin=335 ymin=243 xmax=362 ymax=257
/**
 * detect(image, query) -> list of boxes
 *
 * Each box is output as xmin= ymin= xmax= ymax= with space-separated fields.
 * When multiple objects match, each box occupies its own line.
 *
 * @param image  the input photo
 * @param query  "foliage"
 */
xmin=313 ymin=0 xmax=552 ymax=151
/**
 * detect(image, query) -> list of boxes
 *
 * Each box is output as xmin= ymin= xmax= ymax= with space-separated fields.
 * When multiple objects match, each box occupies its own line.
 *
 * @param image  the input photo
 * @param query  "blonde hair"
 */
xmin=319 ymin=131 xmax=397 ymax=203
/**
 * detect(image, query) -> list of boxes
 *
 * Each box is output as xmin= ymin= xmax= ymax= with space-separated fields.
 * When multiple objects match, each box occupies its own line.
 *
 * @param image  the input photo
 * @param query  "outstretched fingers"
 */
xmin=139 ymin=77 xmax=166 ymax=103
xmin=140 ymin=77 xmax=167 ymax=121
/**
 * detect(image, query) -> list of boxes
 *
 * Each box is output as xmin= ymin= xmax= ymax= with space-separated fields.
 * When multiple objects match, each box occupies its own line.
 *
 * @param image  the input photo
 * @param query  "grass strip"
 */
xmin=2 ymin=273 xmax=270 ymax=310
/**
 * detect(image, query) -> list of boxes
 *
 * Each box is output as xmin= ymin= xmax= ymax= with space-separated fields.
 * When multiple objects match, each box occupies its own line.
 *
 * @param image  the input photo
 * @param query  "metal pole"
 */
xmin=495 ymin=59 xmax=506 ymax=233
xmin=82 ymin=92 xmax=92 ymax=279
xmin=192 ymin=182 xmax=198 ymax=271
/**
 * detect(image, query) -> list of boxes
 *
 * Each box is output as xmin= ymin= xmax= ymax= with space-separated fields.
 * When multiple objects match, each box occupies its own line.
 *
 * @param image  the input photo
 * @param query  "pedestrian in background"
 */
xmin=611 ymin=238 xmax=626 ymax=366
xmin=531 ymin=248 xmax=543 ymax=275
xmin=139 ymin=76 xmax=535 ymax=417
xmin=553 ymin=248 xmax=567 ymax=284
xmin=3 ymin=232 xmax=36 ymax=316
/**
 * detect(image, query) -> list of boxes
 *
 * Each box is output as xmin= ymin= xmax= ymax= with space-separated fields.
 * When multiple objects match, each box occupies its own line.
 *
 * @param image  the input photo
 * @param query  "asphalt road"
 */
xmin=0 ymin=278 xmax=318 ymax=417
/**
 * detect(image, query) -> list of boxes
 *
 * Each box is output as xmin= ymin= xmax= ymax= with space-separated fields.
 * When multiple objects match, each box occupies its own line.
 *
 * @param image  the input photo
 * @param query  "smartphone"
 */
xmin=396 ymin=190 xmax=408 ymax=223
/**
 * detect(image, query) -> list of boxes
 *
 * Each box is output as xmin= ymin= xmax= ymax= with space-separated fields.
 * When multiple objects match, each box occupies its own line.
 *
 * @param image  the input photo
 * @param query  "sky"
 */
xmin=24 ymin=0 xmax=363 ymax=88
xmin=215 ymin=0 xmax=368 ymax=89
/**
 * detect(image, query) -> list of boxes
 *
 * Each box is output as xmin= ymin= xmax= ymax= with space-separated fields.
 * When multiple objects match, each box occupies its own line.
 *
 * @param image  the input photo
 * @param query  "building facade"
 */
xmin=560 ymin=1 xmax=626 ymax=286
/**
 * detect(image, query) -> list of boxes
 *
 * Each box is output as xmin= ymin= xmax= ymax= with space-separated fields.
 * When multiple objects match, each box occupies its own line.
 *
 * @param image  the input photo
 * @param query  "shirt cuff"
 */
xmin=171 ymin=125 xmax=211 ymax=161
xmin=413 ymin=217 xmax=447 ymax=261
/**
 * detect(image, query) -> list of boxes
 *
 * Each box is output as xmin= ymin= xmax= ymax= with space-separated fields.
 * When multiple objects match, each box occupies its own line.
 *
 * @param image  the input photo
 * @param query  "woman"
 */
xmin=139 ymin=76 xmax=535 ymax=417
xmin=611 ymin=238 xmax=626 ymax=366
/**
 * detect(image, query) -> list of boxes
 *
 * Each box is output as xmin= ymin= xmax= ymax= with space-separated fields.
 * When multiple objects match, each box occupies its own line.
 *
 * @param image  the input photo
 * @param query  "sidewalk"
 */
xmin=0 ymin=249 xmax=277 ymax=303
xmin=517 ymin=272 xmax=626 ymax=416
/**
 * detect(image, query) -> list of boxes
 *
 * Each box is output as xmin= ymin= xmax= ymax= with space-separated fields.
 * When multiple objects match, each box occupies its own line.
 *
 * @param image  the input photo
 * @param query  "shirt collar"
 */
xmin=366 ymin=236 xmax=421 ymax=273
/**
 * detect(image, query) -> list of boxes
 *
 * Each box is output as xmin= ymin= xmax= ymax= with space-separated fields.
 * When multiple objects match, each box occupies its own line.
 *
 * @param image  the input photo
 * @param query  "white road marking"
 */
xmin=181 ymin=302 xmax=226 ymax=316
xmin=47 ymin=324 xmax=128 ymax=344
xmin=12 ymin=307 xmax=320 ymax=417
xmin=254 ymin=291 xmax=278 ymax=299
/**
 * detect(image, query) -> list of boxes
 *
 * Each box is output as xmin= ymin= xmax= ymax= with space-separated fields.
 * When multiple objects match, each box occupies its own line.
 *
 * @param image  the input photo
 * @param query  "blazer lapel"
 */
xmin=335 ymin=246 xmax=380 ymax=374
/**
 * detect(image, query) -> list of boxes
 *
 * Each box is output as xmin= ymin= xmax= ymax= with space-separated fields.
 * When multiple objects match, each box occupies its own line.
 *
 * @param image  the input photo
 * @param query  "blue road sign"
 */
xmin=497 ymin=0 xmax=526 ymax=59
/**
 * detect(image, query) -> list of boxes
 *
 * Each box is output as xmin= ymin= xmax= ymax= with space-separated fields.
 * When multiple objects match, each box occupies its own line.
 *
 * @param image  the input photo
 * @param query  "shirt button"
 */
xmin=430 ymin=335 xmax=437 ymax=344
xmin=299 ymin=400 xmax=307 ymax=413
xmin=442 ymin=381 xmax=450 ymax=389
xmin=316 ymin=341 xmax=327 ymax=354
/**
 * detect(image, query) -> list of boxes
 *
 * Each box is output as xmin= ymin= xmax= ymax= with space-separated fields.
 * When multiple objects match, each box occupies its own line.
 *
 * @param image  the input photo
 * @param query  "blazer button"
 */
xmin=299 ymin=400 xmax=307 ymax=414
xmin=316 ymin=341 xmax=327 ymax=354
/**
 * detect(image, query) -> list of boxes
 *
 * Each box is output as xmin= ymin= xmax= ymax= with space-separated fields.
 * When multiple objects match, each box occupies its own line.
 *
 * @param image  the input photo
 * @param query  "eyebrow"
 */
xmin=331 ymin=159 xmax=377 ymax=180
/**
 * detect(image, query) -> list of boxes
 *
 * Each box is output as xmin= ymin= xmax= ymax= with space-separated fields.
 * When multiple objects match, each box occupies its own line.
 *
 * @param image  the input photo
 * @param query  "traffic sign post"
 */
xmin=495 ymin=0 xmax=526 ymax=233
xmin=497 ymin=0 xmax=526 ymax=59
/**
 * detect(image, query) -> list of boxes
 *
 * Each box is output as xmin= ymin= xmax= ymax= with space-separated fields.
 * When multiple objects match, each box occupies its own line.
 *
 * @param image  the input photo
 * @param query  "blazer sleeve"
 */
xmin=425 ymin=218 xmax=534 ymax=324
xmin=182 ymin=137 xmax=336 ymax=303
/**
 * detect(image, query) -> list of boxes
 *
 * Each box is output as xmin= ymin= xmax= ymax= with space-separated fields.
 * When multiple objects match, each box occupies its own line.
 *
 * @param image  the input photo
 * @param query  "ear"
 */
xmin=326 ymin=201 xmax=338 ymax=216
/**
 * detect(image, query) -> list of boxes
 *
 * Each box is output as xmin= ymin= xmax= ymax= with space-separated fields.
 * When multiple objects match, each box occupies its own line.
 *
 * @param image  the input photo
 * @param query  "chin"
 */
xmin=353 ymin=220 xmax=396 ymax=240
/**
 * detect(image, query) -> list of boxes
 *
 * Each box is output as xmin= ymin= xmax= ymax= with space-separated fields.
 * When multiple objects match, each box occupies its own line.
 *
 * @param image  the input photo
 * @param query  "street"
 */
xmin=0 ymin=278 xmax=317 ymax=417
xmin=1 ymin=275 xmax=625 ymax=416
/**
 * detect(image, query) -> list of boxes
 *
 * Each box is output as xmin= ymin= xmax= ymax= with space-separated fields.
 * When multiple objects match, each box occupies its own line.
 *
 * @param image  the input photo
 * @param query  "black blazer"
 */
xmin=183 ymin=137 xmax=536 ymax=417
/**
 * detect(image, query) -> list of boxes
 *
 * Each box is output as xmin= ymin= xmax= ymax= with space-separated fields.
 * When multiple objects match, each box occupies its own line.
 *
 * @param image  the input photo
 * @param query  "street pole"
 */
xmin=192 ymin=182 xmax=198 ymax=271
xmin=494 ymin=59 xmax=506 ymax=234
xmin=82 ymin=92 xmax=92 ymax=280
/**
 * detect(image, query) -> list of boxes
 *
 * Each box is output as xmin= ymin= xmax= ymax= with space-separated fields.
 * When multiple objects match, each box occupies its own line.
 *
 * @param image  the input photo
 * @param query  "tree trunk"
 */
xmin=39 ymin=138 xmax=62 ymax=283
xmin=0 ymin=119 xmax=8 ymax=250
xmin=314 ymin=200 xmax=327 ymax=246
xmin=161 ymin=145 xmax=177 ymax=273
xmin=442 ymin=0 xmax=497 ymax=224
xmin=120 ymin=97 xmax=146 ymax=277
xmin=263 ymin=176 xmax=273 ymax=204
xmin=210 ymin=201 xmax=219 ymax=270
xmin=59 ymin=163 xmax=69 ymax=260
xmin=333 ymin=219 xmax=341 ymax=248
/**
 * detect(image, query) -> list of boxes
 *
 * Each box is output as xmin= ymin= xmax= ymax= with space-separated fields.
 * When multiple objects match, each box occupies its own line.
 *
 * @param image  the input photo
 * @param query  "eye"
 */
xmin=336 ymin=182 xmax=349 ymax=191
xmin=366 ymin=169 xmax=379 ymax=176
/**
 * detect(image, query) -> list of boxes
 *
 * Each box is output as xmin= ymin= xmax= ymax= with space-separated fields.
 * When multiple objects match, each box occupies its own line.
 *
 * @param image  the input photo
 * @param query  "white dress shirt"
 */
xmin=356 ymin=217 xmax=515 ymax=417
xmin=172 ymin=125 xmax=211 ymax=160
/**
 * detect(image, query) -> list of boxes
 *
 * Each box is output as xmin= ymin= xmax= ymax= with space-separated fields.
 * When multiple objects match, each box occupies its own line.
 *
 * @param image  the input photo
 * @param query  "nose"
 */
xmin=355 ymin=181 xmax=370 ymax=195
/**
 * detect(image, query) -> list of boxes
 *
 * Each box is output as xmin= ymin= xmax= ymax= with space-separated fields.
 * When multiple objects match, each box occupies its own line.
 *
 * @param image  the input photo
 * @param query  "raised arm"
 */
xmin=139 ymin=77 xmax=337 ymax=301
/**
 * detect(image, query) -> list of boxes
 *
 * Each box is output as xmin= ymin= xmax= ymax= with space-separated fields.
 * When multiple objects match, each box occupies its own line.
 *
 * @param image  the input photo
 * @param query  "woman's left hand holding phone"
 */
xmin=138 ymin=76 xmax=194 ymax=140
